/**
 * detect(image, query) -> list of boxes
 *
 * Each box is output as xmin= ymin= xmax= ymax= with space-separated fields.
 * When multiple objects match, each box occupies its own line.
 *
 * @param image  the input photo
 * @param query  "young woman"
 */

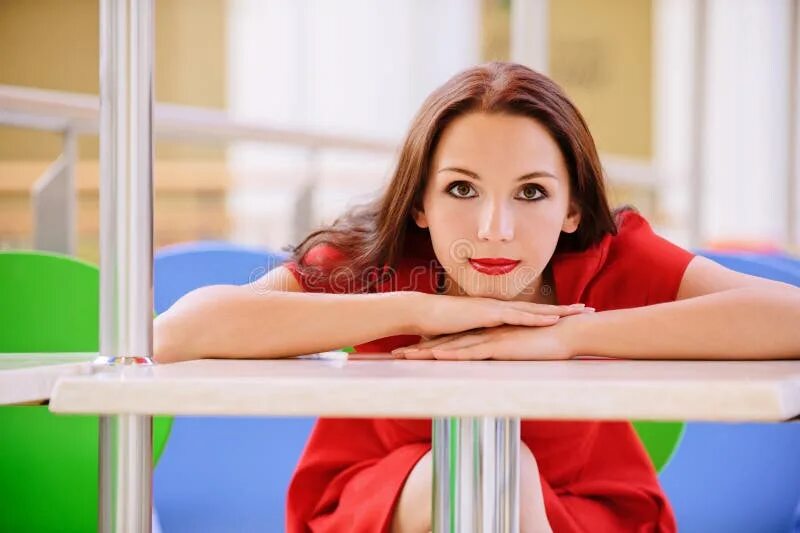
xmin=154 ymin=62 xmax=800 ymax=532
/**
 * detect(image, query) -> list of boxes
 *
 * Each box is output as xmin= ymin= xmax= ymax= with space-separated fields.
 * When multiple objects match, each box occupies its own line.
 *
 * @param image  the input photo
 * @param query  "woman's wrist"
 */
xmin=559 ymin=311 xmax=601 ymax=357
xmin=389 ymin=291 xmax=428 ymax=336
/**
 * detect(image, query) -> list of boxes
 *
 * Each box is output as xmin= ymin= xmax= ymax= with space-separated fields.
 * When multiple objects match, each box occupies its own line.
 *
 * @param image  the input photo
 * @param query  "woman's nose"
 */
xmin=477 ymin=199 xmax=514 ymax=242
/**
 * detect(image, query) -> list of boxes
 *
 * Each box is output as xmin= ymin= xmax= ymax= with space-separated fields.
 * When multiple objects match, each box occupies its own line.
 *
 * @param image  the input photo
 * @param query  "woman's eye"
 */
xmin=447 ymin=182 xmax=477 ymax=199
xmin=516 ymin=184 xmax=546 ymax=201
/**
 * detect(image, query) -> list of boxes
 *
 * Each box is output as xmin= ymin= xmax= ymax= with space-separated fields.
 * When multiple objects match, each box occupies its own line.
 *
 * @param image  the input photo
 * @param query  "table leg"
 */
xmin=432 ymin=416 xmax=520 ymax=533
xmin=99 ymin=414 xmax=153 ymax=533
xmin=96 ymin=0 xmax=155 ymax=526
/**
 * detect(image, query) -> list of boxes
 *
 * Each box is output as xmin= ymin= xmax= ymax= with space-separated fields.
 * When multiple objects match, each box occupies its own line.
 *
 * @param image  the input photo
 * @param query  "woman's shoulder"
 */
xmin=282 ymin=242 xmax=349 ymax=293
xmin=552 ymin=209 xmax=695 ymax=307
xmin=606 ymin=209 xmax=694 ymax=268
xmin=283 ymin=241 xmax=439 ymax=295
xmin=295 ymin=242 xmax=348 ymax=267
xmin=603 ymin=209 xmax=695 ymax=304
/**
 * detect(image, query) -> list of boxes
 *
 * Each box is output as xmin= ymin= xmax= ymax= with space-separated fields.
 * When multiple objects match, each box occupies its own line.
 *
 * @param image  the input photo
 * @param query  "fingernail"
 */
xmin=585 ymin=307 xmax=596 ymax=312
xmin=570 ymin=303 xmax=586 ymax=307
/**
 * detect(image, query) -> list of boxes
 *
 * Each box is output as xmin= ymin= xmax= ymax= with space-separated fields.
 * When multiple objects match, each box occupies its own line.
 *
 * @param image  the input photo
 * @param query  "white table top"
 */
xmin=48 ymin=353 xmax=800 ymax=422
xmin=0 ymin=353 xmax=96 ymax=405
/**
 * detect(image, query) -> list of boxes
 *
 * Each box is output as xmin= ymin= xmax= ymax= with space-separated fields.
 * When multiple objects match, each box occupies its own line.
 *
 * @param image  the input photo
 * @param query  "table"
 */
xmin=47 ymin=356 xmax=800 ymax=420
xmin=44 ymin=354 xmax=800 ymax=532
xmin=0 ymin=353 xmax=95 ymax=405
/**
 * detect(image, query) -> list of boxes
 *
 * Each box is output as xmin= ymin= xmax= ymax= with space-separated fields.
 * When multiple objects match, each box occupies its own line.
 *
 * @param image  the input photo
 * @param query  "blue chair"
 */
xmin=153 ymin=241 xmax=315 ymax=533
xmin=746 ymin=252 xmax=800 ymax=277
xmin=698 ymin=251 xmax=800 ymax=286
xmin=794 ymin=499 xmax=800 ymax=532
xmin=659 ymin=251 xmax=800 ymax=533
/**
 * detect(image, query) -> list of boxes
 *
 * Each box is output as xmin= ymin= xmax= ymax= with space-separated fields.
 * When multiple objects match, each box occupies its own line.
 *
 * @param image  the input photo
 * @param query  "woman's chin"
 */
xmin=464 ymin=287 xmax=519 ymax=301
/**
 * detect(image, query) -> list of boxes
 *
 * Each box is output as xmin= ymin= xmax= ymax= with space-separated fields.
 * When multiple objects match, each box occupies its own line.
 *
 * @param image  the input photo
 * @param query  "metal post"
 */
xmin=32 ymin=127 xmax=77 ymax=255
xmin=293 ymin=147 xmax=319 ymax=244
xmin=510 ymin=0 xmax=550 ymax=73
xmin=432 ymin=417 xmax=520 ymax=533
xmin=788 ymin=0 xmax=799 ymax=249
xmin=688 ymin=0 xmax=707 ymax=248
xmin=96 ymin=0 xmax=155 ymax=531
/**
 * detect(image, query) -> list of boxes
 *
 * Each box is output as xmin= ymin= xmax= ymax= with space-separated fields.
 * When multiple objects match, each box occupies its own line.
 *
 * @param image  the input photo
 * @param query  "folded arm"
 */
xmin=570 ymin=256 xmax=800 ymax=360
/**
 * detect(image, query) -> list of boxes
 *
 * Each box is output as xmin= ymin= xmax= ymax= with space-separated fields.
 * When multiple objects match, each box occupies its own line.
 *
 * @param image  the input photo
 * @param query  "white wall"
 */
xmin=703 ymin=0 xmax=792 ymax=245
xmin=654 ymin=0 xmax=697 ymax=246
xmin=225 ymin=0 xmax=480 ymax=250
xmin=655 ymin=0 xmax=796 ymax=248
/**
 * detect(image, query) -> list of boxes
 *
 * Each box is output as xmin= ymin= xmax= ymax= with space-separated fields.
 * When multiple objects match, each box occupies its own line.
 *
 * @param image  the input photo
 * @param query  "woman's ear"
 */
xmin=412 ymin=206 xmax=429 ymax=229
xmin=561 ymin=203 xmax=581 ymax=234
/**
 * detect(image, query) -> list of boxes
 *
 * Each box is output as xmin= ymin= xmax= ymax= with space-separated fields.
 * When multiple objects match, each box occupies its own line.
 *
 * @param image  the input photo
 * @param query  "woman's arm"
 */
xmin=395 ymin=256 xmax=800 ymax=361
xmin=154 ymin=266 xmax=591 ymax=363
xmin=569 ymin=256 xmax=800 ymax=360
xmin=153 ymin=266 xmax=417 ymax=363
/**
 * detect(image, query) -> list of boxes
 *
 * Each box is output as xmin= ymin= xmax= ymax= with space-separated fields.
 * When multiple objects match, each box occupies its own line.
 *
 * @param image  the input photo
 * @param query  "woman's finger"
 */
xmin=501 ymin=310 xmax=561 ymax=327
xmin=398 ymin=332 xmax=481 ymax=352
xmin=508 ymin=302 xmax=594 ymax=316
xmin=430 ymin=345 xmax=492 ymax=360
xmin=397 ymin=348 xmax=435 ymax=360
xmin=400 ymin=344 xmax=489 ymax=360
xmin=395 ymin=332 xmax=489 ymax=358
xmin=423 ymin=334 xmax=489 ymax=352
xmin=397 ymin=328 xmax=484 ymax=352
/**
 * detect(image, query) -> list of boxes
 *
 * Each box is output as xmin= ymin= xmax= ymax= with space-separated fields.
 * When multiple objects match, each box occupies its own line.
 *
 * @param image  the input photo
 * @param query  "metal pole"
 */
xmin=510 ymin=0 xmax=550 ymax=74
xmin=32 ymin=126 xmax=77 ymax=255
xmin=432 ymin=417 xmax=520 ymax=533
xmin=688 ymin=0 xmax=707 ymax=248
xmin=788 ymin=0 xmax=799 ymax=249
xmin=97 ymin=0 xmax=155 ymax=531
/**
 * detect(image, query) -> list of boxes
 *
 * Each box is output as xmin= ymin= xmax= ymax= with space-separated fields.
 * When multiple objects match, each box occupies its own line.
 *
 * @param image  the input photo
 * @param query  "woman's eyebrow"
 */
xmin=437 ymin=166 xmax=558 ymax=182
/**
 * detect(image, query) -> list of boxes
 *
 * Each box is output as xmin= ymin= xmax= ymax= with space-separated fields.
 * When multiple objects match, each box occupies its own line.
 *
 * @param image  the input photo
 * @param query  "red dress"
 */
xmin=283 ymin=210 xmax=692 ymax=532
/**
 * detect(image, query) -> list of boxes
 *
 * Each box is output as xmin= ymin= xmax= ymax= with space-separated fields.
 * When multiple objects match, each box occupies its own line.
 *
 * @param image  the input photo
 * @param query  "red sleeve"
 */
xmin=283 ymin=244 xmax=347 ymax=294
xmin=605 ymin=211 xmax=695 ymax=306
xmin=537 ymin=422 xmax=676 ymax=532
xmin=286 ymin=419 xmax=430 ymax=533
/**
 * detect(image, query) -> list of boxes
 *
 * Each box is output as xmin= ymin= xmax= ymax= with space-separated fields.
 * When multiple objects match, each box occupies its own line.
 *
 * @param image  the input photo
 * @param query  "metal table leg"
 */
xmin=433 ymin=416 xmax=521 ymax=533
xmin=97 ymin=0 xmax=155 ymax=531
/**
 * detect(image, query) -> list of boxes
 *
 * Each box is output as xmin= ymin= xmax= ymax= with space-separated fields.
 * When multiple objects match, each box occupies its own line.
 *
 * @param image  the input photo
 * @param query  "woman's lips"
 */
xmin=468 ymin=258 xmax=521 ymax=275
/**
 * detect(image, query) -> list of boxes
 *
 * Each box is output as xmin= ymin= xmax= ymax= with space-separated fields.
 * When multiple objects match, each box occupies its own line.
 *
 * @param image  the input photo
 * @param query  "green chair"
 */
xmin=0 ymin=251 xmax=172 ymax=533
xmin=632 ymin=421 xmax=684 ymax=472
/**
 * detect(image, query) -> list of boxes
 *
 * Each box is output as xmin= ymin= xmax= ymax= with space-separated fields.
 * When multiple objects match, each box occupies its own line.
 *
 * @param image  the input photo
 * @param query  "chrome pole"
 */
xmin=97 ymin=0 xmax=155 ymax=531
xmin=31 ymin=126 xmax=77 ymax=255
xmin=688 ymin=0 xmax=708 ymax=248
xmin=788 ymin=0 xmax=799 ymax=248
xmin=432 ymin=417 xmax=520 ymax=533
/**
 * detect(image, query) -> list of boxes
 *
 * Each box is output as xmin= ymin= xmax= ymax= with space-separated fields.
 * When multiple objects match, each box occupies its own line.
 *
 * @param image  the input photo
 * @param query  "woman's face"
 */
xmin=414 ymin=112 xmax=580 ymax=301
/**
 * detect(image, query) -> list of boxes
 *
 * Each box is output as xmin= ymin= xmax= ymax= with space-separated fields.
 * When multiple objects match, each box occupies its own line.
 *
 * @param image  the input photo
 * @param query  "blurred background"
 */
xmin=2 ymin=3 xmax=800 ymax=533
xmin=1 ymin=0 xmax=798 ymax=261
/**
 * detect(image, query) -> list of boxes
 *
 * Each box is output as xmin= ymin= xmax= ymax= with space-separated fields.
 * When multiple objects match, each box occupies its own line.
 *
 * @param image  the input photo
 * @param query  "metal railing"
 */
xmin=0 ymin=83 xmax=398 ymax=255
xmin=0 ymin=84 xmax=396 ymax=151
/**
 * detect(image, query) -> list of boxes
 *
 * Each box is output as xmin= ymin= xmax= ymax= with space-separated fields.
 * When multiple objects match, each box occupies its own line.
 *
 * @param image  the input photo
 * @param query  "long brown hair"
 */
xmin=286 ymin=61 xmax=618 ymax=292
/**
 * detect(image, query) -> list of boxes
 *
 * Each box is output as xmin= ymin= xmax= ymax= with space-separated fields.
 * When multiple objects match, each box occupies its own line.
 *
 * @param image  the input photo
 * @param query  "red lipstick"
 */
xmin=468 ymin=258 xmax=521 ymax=275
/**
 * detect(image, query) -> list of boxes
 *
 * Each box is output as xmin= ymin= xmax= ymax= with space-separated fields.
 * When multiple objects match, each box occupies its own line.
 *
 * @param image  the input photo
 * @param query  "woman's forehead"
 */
xmin=432 ymin=112 xmax=566 ymax=180
xmin=430 ymin=113 xmax=568 ymax=184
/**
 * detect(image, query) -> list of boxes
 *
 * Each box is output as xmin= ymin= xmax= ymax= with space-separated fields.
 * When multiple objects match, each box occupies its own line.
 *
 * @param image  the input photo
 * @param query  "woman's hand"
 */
xmin=410 ymin=292 xmax=594 ymax=338
xmin=393 ymin=313 xmax=592 ymax=360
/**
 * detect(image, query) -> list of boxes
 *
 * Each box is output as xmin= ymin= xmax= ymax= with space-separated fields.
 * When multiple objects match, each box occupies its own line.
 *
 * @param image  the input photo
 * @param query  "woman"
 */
xmin=154 ymin=62 xmax=800 ymax=532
